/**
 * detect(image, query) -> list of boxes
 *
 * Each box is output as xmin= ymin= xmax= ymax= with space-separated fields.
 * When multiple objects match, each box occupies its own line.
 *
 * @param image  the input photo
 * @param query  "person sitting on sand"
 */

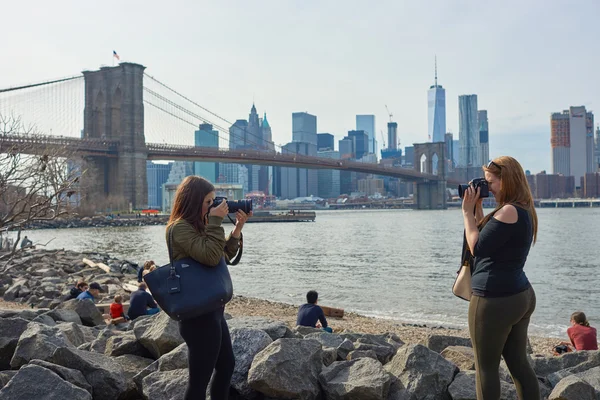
xmin=555 ymin=311 xmax=598 ymax=354
xmin=109 ymin=294 xmax=129 ymax=325
xmin=76 ymin=282 xmax=103 ymax=302
xmin=296 ymin=290 xmax=332 ymax=333
xmin=20 ymin=236 xmax=33 ymax=249
xmin=68 ymin=281 xmax=88 ymax=300
xmin=127 ymin=282 xmax=159 ymax=320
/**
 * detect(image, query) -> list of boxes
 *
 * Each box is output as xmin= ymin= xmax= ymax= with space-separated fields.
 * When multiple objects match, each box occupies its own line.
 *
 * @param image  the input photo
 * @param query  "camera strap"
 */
xmin=226 ymin=230 xmax=243 ymax=266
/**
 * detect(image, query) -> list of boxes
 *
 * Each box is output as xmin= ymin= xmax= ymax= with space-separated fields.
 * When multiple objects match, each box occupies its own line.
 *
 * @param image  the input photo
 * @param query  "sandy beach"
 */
xmin=0 ymin=296 xmax=560 ymax=357
xmin=225 ymin=296 xmax=560 ymax=356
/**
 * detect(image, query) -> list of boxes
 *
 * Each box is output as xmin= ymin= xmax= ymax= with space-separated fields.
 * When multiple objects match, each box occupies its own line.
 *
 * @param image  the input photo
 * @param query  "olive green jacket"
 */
xmin=167 ymin=216 xmax=240 ymax=266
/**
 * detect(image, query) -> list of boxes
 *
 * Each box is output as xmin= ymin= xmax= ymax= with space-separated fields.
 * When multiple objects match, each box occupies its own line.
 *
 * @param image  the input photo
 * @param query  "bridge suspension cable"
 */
xmin=143 ymin=87 xmax=279 ymax=154
xmin=0 ymin=75 xmax=83 ymax=94
xmin=143 ymin=73 xmax=304 ymax=157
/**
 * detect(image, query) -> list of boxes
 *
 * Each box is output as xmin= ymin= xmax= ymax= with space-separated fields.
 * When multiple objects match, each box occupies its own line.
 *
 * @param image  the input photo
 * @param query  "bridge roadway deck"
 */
xmin=0 ymin=135 xmax=459 ymax=183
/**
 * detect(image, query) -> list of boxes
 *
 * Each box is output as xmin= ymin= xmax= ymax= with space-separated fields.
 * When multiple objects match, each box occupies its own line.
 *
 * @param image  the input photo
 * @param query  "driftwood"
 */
xmin=81 ymin=258 xmax=111 ymax=273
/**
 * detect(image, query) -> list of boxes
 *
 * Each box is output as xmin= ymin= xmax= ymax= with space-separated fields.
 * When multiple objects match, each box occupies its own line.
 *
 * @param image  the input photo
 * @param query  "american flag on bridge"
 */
xmin=113 ymin=50 xmax=120 ymax=60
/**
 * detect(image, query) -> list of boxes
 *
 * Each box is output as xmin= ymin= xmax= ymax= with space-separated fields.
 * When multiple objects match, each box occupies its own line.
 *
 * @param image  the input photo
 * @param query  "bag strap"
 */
xmin=167 ymin=225 xmax=177 ymax=278
xmin=226 ymin=232 xmax=243 ymax=266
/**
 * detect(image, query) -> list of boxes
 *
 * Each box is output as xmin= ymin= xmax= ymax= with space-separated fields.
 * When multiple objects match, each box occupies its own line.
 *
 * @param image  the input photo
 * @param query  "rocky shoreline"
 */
xmin=0 ymin=249 xmax=599 ymax=399
xmin=18 ymin=215 xmax=169 ymax=230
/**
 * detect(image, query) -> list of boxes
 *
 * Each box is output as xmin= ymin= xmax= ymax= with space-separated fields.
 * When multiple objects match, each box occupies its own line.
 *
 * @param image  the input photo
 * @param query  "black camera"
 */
xmin=212 ymin=197 xmax=253 ymax=214
xmin=458 ymin=178 xmax=489 ymax=199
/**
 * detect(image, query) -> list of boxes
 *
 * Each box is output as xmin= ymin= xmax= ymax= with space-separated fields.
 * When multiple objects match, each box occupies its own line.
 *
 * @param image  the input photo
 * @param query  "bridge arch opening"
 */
xmin=420 ymin=154 xmax=428 ymax=174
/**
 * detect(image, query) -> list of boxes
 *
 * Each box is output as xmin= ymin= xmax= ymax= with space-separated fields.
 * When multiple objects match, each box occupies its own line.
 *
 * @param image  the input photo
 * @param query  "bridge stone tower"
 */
xmin=413 ymin=142 xmax=447 ymax=209
xmin=82 ymin=63 xmax=148 ymax=211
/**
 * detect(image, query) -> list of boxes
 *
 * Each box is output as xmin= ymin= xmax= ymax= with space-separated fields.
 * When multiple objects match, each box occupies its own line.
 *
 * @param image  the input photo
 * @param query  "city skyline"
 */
xmin=1 ymin=1 xmax=599 ymax=174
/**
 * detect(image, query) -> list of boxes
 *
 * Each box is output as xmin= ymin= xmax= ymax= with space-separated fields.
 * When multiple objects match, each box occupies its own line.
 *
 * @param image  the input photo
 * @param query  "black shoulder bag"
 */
xmin=143 ymin=227 xmax=236 ymax=321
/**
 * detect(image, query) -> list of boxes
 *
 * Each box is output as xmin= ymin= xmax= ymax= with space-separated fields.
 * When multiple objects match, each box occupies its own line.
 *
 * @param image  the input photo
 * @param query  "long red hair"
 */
xmin=480 ymin=156 xmax=538 ymax=244
xmin=167 ymin=175 xmax=214 ymax=233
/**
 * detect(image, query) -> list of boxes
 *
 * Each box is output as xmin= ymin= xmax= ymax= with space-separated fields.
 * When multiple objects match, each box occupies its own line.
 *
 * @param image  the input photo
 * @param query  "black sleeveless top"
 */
xmin=471 ymin=205 xmax=533 ymax=297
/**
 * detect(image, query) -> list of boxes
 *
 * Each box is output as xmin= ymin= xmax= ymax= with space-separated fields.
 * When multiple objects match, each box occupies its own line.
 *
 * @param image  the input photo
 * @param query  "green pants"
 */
xmin=468 ymin=286 xmax=540 ymax=400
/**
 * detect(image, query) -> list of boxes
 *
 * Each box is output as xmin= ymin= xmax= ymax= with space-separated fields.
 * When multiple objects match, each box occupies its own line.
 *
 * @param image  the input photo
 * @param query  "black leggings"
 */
xmin=178 ymin=307 xmax=235 ymax=400
xmin=468 ymin=286 xmax=539 ymax=400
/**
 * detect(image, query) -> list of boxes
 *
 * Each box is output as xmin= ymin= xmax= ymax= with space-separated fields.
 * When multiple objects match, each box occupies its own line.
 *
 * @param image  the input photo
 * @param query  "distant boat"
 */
xmin=222 ymin=210 xmax=316 ymax=223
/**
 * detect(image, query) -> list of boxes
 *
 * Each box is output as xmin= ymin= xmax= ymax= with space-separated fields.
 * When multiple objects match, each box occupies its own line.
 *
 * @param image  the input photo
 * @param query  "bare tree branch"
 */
xmin=0 ymin=113 xmax=83 ymax=271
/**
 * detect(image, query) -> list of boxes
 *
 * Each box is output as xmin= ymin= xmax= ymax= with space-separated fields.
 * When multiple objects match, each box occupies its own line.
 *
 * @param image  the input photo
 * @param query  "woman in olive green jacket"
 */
xmin=167 ymin=176 xmax=250 ymax=400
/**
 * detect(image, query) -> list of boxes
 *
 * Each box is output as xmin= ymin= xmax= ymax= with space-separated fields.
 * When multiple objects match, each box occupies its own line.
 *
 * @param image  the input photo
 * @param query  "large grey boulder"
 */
xmin=305 ymin=331 xmax=345 ymax=349
xmin=10 ymin=322 xmax=73 ymax=368
xmin=0 ymin=317 xmax=30 ymax=370
xmin=55 ymin=299 xmax=104 ymax=326
xmin=574 ymin=366 xmax=600 ymax=394
xmin=105 ymin=333 xmax=152 ymax=358
xmin=44 ymin=309 xmax=82 ymax=325
xmin=448 ymin=371 xmax=517 ymax=400
xmin=133 ymin=312 xmax=183 ymax=358
xmin=426 ymin=334 xmax=472 ymax=353
xmin=228 ymin=316 xmax=290 ymax=340
xmin=142 ymin=369 xmax=188 ymax=400
xmin=55 ymin=322 xmax=86 ymax=347
xmin=248 ymin=338 xmax=323 ymax=400
xmin=230 ymin=327 xmax=273 ymax=398
xmin=386 ymin=344 xmax=458 ymax=400
xmin=133 ymin=360 xmax=159 ymax=395
xmin=49 ymin=346 xmax=129 ymax=400
xmin=354 ymin=342 xmax=397 ymax=364
xmin=531 ymin=350 xmax=600 ymax=378
xmin=547 ymin=351 xmax=600 ymax=386
xmin=157 ymin=343 xmax=188 ymax=371
xmin=0 ymin=371 xmax=17 ymax=389
xmin=113 ymin=354 xmax=154 ymax=381
xmin=29 ymin=359 xmax=92 ymax=395
xmin=441 ymin=346 xmax=475 ymax=370
xmin=0 ymin=364 xmax=92 ymax=400
xmin=3 ymin=279 xmax=28 ymax=301
xmin=549 ymin=375 xmax=597 ymax=400
xmin=31 ymin=314 xmax=56 ymax=326
xmin=319 ymin=358 xmax=392 ymax=400
xmin=336 ymin=338 xmax=355 ymax=360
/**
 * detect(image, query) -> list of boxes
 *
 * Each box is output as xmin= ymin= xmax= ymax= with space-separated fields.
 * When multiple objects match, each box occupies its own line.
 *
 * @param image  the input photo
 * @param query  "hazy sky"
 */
xmin=1 ymin=0 xmax=598 ymax=173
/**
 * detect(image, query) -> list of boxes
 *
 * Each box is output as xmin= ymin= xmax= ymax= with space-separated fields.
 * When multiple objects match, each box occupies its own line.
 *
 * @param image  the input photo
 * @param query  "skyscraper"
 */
xmin=551 ymin=106 xmax=595 ymax=186
xmin=194 ymin=123 xmax=219 ymax=182
xmin=317 ymin=133 xmax=335 ymax=151
xmin=147 ymin=161 xmax=172 ymax=210
xmin=229 ymin=119 xmax=249 ymax=150
xmin=595 ymin=126 xmax=600 ymax=171
xmin=261 ymin=113 xmax=274 ymax=151
xmin=387 ymin=122 xmax=398 ymax=150
xmin=348 ymin=130 xmax=369 ymax=160
xmin=292 ymin=112 xmax=317 ymax=145
xmin=356 ymin=115 xmax=376 ymax=154
xmin=427 ymin=58 xmax=446 ymax=143
xmin=458 ymin=95 xmax=479 ymax=167
xmin=248 ymin=104 xmax=261 ymax=146
xmin=478 ymin=110 xmax=489 ymax=165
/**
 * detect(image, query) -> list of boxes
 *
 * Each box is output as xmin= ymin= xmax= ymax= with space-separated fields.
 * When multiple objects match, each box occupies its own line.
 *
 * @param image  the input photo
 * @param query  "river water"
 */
xmin=18 ymin=208 xmax=600 ymax=338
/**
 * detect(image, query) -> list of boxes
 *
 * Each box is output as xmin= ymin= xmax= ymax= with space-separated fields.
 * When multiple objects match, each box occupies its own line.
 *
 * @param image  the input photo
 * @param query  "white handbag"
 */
xmin=452 ymin=233 xmax=473 ymax=301
xmin=452 ymin=263 xmax=472 ymax=301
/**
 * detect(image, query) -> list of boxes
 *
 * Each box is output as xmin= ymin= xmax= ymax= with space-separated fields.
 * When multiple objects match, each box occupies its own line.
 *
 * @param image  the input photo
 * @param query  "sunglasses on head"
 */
xmin=487 ymin=160 xmax=501 ymax=169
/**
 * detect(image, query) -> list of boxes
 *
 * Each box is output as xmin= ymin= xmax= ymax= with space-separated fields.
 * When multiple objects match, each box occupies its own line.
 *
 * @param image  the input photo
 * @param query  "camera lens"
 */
xmin=458 ymin=185 xmax=469 ymax=199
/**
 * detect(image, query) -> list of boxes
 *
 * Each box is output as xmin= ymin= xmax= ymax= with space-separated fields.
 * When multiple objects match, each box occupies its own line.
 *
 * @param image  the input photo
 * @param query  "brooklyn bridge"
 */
xmin=0 ymin=62 xmax=454 ymax=209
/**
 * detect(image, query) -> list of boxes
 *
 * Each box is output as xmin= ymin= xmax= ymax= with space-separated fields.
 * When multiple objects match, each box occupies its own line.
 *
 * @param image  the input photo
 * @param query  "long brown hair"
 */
xmin=167 ymin=176 xmax=215 ymax=233
xmin=479 ymin=156 xmax=538 ymax=244
xmin=571 ymin=311 xmax=590 ymax=327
